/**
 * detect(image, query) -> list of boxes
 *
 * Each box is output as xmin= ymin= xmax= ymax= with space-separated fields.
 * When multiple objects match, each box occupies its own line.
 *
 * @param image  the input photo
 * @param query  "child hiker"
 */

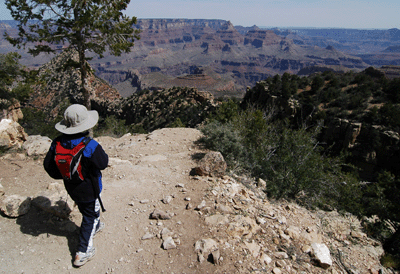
xmin=44 ymin=104 xmax=109 ymax=267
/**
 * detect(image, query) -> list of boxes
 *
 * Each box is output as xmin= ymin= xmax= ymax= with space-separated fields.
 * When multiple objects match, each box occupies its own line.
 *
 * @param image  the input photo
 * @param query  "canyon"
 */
xmin=4 ymin=19 xmax=400 ymax=98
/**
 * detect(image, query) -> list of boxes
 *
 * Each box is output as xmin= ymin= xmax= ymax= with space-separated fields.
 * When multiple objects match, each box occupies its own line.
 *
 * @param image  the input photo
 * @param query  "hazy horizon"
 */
xmin=0 ymin=18 xmax=396 ymax=31
xmin=1 ymin=0 xmax=399 ymax=29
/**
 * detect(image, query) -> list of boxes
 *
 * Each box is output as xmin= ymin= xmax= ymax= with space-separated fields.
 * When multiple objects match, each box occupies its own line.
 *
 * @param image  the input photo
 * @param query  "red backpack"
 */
xmin=55 ymin=138 xmax=91 ymax=181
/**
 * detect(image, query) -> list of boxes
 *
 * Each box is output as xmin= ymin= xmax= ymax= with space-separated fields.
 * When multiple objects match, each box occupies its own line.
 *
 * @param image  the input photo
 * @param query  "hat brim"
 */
xmin=55 ymin=110 xmax=99 ymax=134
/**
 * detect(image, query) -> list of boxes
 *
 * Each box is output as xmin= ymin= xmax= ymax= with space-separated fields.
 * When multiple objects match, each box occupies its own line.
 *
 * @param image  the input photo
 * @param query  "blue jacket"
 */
xmin=44 ymin=132 xmax=109 ymax=203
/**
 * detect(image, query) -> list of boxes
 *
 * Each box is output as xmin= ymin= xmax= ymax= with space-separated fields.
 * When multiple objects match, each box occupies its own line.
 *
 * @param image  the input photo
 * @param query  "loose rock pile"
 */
xmin=185 ymin=174 xmax=388 ymax=273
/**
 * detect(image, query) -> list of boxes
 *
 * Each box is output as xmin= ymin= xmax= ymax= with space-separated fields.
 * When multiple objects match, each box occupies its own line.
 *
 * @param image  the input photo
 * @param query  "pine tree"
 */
xmin=5 ymin=0 xmax=140 ymax=110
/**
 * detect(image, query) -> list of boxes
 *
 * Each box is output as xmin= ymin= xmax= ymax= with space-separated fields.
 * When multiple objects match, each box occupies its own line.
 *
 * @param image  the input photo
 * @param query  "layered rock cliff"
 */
xmin=91 ymin=19 xmax=368 ymax=97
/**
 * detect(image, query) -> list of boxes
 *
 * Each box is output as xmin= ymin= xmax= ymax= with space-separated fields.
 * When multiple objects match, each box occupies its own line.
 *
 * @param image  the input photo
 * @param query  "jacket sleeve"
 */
xmin=43 ymin=141 xmax=63 ymax=179
xmin=90 ymin=144 xmax=109 ymax=170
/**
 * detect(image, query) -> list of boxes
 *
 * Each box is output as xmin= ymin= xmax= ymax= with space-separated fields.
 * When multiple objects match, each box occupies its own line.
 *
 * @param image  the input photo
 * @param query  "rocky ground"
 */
xmin=0 ymin=128 xmax=396 ymax=274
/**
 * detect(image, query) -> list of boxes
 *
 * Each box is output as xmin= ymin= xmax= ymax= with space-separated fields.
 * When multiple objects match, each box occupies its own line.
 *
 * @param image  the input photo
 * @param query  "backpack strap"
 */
xmin=82 ymin=137 xmax=91 ymax=146
xmin=73 ymin=137 xmax=91 ymax=163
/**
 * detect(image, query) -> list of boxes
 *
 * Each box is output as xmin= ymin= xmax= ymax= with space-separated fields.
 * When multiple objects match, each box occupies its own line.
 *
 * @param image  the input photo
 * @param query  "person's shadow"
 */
xmin=13 ymin=196 xmax=79 ymax=264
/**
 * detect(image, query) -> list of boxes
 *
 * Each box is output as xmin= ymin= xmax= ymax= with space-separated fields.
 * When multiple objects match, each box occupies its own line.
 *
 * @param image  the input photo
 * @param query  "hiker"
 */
xmin=43 ymin=104 xmax=109 ymax=267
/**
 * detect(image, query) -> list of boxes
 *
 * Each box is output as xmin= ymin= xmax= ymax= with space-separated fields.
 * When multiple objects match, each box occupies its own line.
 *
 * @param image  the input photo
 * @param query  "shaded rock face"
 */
xmin=321 ymin=119 xmax=400 ymax=179
xmin=321 ymin=118 xmax=362 ymax=149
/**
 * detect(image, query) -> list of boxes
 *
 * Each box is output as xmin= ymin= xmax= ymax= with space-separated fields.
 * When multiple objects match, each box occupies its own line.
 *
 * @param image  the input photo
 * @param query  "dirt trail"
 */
xmin=0 ymin=128 xmax=227 ymax=274
xmin=0 ymin=127 xmax=392 ymax=274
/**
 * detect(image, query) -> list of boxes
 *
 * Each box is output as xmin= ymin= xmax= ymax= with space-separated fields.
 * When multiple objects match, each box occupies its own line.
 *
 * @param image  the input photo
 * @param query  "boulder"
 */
xmin=194 ymin=151 xmax=227 ymax=177
xmin=0 ymin=194 xmax=31 ymax=217
xmin=0 ymin=119 xmax=28 ymax=149
xmin=22 ymin=135 xmax=52 ymax=156
xmin=311 ymin=243 xmax=333 ymax=269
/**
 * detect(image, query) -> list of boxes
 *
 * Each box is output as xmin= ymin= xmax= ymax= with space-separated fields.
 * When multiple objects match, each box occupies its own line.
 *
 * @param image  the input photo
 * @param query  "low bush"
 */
xmin=94 ymin=115 xmax=131 ymax=137
xmin=200 ymin=108 xmax=361 ymax=210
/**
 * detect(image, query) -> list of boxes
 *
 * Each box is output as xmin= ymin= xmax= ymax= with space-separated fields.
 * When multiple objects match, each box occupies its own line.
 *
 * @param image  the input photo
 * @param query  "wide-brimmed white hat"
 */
xmin=55 ymin=104 xmax=99 ymax=134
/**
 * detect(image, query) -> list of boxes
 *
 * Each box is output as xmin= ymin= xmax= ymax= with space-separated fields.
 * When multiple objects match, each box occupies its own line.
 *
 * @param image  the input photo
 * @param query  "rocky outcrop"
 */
xmin=244 ymin=30 xmax=282 ymax=48
xmin=321 ymin=118 xmax=362 ymax=149
xmin=23 ymin=51 xmax=220 ymax=131
xmin=0 ymin=101 xmax=23 ymax=122
xmin=120 ymin=86 xmax=218 ymax=131
xmin=216 ymin=21 xmax=244 ymax=46
xmin=379 ymin=65 xmax=400 ymax=79
xmin=0 ymin=119 xmax=28 ymax=149
xmin=322 ymin=119 xmax=400 ymax=178
xmin=26 ymin=49 xmax=122 ymax=120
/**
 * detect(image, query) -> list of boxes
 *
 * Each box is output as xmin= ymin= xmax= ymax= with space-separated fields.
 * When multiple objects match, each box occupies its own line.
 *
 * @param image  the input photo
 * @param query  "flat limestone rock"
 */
xmin=22 ymin=135 xmax=52 ymax=156
xmin=205 ymin=214 xmax=229 ymax=226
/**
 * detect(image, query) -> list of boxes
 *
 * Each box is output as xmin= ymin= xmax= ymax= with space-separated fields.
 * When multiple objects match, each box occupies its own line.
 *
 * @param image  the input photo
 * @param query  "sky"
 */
xmin=0 ymin=0 xmax=399 ymax=29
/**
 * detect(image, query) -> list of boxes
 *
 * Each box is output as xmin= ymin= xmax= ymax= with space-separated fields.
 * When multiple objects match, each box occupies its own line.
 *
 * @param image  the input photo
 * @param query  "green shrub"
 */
xmin=94 ymin=115 xmax=130 ymax=137
xmin=381 ymin=253 xmax=400 ymax=269
xmin=131 ymin=124 xmax=147 ymax=134
xmin=199 ymin=121 xmax=247 ymax=172
xmin=200 ymin=108 xmax=361 ymax=210
xmin=20 ymin=108 xmax=60 ymax=139
xmin=168 ymin=117 xmax=185 ymax=128
xmin=210 ymin=98 xmax=240 ymax=124
xmin=379 ymin=103 xmax=400 ymax=130
xmin=311 ymin=75 xmax=324 ymax=94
